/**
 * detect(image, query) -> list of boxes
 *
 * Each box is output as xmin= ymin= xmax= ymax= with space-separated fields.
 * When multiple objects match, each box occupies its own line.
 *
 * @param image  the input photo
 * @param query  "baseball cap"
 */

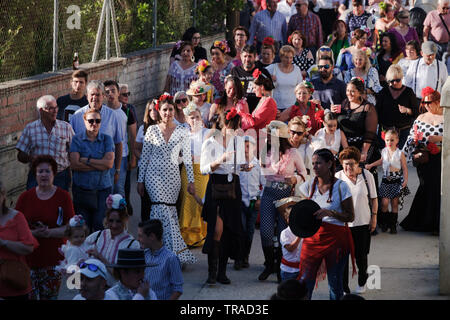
xmin=79 ymin=258 xmax=108 ymax=280
xmin=422 ymin=41 xmax=438 ymax=55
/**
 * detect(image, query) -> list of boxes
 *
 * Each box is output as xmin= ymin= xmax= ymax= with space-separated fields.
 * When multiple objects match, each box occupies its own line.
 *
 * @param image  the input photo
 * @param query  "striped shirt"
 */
xmin=248 ymin=9 xmax=287 ymax=44
xmin=16 ymin=119 xmax=74 ymax=173
xmin=144 ymin=247 xmax=183 ymax=300
xmin=287 ymin=12 xmax=323 ymax=49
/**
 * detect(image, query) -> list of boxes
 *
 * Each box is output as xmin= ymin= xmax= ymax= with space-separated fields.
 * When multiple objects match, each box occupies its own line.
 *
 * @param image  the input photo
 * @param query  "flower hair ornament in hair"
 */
xmin=226 ymin=107 xmax=238 ymax=121
xmin=175 ymin=40 xmax=183 ymax=50
xmin=213 ymin=40 xmax=230 ymax=53
xmin=252 ymin=68 xmax=267 ymax=80
xmin=287 ymin=34 xmax=293 ymax=45
xmin=314 ymin=109 xmax=325 ymax=125
xmin=183 ymin=102 xmax=198 ymax=117
xmin=106 ymin=194 xmax=127 ymax=210
xmin=421 ymin=86 xmax=435 ymax=99
xmin=351 ymin=76 xmax=365 ymax=84
xmin=302 ymin=80 xmax=315 ymax=93
xmin=262 ymin=36 xmax=275 ymax=46
xmin=196 ymin=59 xmax=210 ymax=73
xmin=69 ymin=215 xmax=86 ymax=227
xmin=379 ymin=2 xmax=387 ymax=10
xmin=301 ymin=115 xmax=312 ymax=131
xmin=155 ymin=92 xmax=173 ymax=111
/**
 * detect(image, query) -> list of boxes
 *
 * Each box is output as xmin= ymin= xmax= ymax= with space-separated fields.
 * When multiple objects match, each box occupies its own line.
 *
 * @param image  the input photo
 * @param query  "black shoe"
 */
xmin=217 ymin=274 xmax=231 ymax=284
xmin=234 ymin=260 xmax=243 ymax=270
xmin=242 ymin=257 xmax=249 ymax=268
xmin=389 ymin=213 xmax=398 ymax=234
xmin=206 ymin=274 xmax=216 ymax=285
xmin=258 ymin=246 xmax=275 ymax=281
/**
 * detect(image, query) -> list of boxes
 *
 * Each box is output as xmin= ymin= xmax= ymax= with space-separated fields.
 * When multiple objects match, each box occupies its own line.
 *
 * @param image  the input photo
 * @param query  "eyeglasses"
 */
xmin=121 ymin=92 xmax=131 ymax=97
xmin=318 ymin=64 xmax=330 ymax=70
xmin=319 ymin=47 xmax=332 ymax=52
xmin=175 ymin=98 xmax=188 ymax=104
xmin=290 ymin=129 xmax=304 ymax=136
xmin=44 ymin=106 xmax=58 ymax=112
xmin=87 ymin=119 xmax=101 ymax=124
xmin=388 ymin=78 xmax=402 ymax=84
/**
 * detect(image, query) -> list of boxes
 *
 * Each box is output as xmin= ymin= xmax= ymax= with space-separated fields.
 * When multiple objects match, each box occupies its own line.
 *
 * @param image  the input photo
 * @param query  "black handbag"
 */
xmin=412 ymin=143 xmax=430 ymax=167
xmin=211 ymin=137 xmax=237 ymax=201
xmin=74 ymin=187 xmax=98 ymax=211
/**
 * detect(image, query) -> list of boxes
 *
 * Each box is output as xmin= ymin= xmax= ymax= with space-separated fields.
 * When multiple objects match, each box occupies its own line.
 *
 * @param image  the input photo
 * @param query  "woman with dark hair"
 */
xmin=376 ymin=32 xmax=404 ymax=84
xmin=258 ymin=120 xmax=307 ymax=283
xmin=209 ymin=75 xmax=249 ymax=124
xmin=298 ymin=148 xmax=355 ymax=300
xmin=170 ymin=27 xmax=207 ymax=64
xmin=0 ymin=179 xmax=38 ymax=300
xmin=165 ymin=41 xmax=198 ymax=96
xmin=289 ymin=31 xmax=314 ymax=79
xmin=257 ymin=37 xmax=276 ymax=69
xmin=389 ymin=10 xmax=420 ymax=56
xmin=325 ymin=20 xmax=350 ymax=62
xmin=15 ymin=155 xmax=75 ymax=300
xmin=400 ymin=87 xmax=444 ymax=235
xmin=397 ymin=40 xmax=421 ymax=78
xmin=345 ymin=0 xmax=375 ymax=47
xmin=200 ymin=108 xmax=245 ymax=285
xmin=374 ymin=2 xmax=398 ymax=50
xmin=210 ymin=40 xmax=236 ymax=100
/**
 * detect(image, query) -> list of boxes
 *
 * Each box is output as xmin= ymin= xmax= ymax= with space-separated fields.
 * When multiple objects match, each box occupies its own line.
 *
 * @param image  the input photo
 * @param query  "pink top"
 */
xmin=240 ymin=97 xmax=277 ymax=131
xmin=262 ymin=148 xmax=307 ymax=184
xmin=424 ymin=10 xmax=450 ymax=43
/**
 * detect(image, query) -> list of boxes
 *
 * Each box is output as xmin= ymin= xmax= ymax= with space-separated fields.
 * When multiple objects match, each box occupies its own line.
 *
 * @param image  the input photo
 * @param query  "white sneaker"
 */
xmin=354 ymin=284 xmax=366 ymax=294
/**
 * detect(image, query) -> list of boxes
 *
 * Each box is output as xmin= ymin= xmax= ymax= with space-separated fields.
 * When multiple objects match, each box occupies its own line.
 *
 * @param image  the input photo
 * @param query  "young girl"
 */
xmin=186 ymin=82 xmax=212 ymax=128
xmin=366 ymin=129 xmax=409 ymax=234
xmin=56 ymin=215 xmax=90 ymax=272
xmin=311 ymin=110 xmax=348 ymax=155
xmin=195 ymin=59 xmax=214 ymax=103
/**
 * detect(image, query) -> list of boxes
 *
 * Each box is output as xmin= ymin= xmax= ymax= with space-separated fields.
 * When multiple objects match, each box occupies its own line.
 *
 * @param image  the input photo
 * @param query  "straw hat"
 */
xmin=267 ymin=120 xmax=290 ymax=138
xmin=186 ymin=81 xmax=210 ymax=96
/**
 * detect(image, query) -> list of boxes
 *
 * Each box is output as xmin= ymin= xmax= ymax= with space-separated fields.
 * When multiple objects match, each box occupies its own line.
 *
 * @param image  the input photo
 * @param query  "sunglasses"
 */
xmin=121 ymin=92 xmax=131 ymax=97
xmin=290 ymin=129 xmax=305 ymax=136
xmin=87 ymin=119 xmax=101 ymax=124
xmin=318 ymin=64 xmax=330 ymax=70
xmin=422 ymin=101 xmax=433 ymax=105
xmin=319 ymin=47 xmax=332 ymax=52
xmin=388 ymin=78 xmax=402 ymax=84
xmin=175 ymin=98 xmax=188 ymax=104
xmin=79 ymin=262 xmax=100 ymax=272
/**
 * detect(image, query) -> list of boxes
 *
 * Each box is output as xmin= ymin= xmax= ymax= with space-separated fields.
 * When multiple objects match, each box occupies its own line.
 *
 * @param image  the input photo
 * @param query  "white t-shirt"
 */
xmin=280 ymin=226 xmax=303 ymax=273
xmin=265 ymin=63 xmax=302 ymax=110
xmin=299 ymin=178 xmax=352 ymax=226
xmin=311 ymin=128 xmax=342 ymax=153
xmin=111 ymin=105 xmax=129 ymax=157
xmin=335 ymin=170 xmax=377 ymax=227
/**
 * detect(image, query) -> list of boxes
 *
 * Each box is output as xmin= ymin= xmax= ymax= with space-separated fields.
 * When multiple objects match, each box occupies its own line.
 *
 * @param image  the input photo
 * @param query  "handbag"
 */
xmin=74 ymin=187 xmax=98 ymax=211
xmin=211 ymin=137 xmax=237 ymax=201
xmin=412 ymin=143 xmax=430 ymax=167
xmin=0 ymin=259 xmax=31 ymax=291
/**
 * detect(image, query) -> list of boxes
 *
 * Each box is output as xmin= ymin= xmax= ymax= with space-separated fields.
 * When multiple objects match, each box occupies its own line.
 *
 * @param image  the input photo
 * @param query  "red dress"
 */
xmin=288 ymin=101 xmax=323 ymax=135
xmin=240 ymin=97 xmax=277 ymax=131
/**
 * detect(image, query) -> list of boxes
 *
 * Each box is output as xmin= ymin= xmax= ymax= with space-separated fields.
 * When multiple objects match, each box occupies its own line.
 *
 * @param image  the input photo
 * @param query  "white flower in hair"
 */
xmin=69 ymin=215 xmax=85 ymax=227
xmin=183 ymin=102 xmax=198 ymax=117
xmin=106 ymin=194 xmax=127 ymax=210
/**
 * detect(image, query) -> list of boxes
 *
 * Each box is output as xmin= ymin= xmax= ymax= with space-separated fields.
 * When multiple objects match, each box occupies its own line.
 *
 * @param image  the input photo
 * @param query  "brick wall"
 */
xmin=0 ymin=33 xmax=224 ymax=204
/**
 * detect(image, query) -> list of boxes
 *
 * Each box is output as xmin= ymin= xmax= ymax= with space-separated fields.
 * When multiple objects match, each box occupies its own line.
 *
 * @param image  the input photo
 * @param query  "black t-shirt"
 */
xmin=311 ymin=77 xmax=347 ymax=110
xmin=230 ymin=65 xmax=271 ymax=113
xmin=56 ymin=94 xmax=88 ymax=122
xmin=122 ymin=103 xmax=137 ymax=126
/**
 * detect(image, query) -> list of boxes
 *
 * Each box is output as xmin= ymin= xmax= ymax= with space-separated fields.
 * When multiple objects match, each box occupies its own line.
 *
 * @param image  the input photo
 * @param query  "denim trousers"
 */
xmin=280 ymin=270 xmax=299 ymax=281
xmin=241 ymin=202 xmax=258 ymax=245
xmin=112 ymin=156 xmax=127 ymax=197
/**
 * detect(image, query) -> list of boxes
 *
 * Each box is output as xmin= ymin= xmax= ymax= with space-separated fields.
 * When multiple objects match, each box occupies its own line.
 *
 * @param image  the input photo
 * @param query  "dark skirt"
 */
xmin=201 ymin=174 xmax=244 ymax=260
xmin=400 ymin=153 xmax=441 ymax=232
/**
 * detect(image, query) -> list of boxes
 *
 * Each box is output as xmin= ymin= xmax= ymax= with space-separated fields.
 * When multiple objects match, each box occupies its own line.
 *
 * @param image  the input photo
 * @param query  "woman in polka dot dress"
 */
xmin=137 ymin=94 xmax=197 ymax=265
xmin=400 ymin=87 xmax=444 ymax=235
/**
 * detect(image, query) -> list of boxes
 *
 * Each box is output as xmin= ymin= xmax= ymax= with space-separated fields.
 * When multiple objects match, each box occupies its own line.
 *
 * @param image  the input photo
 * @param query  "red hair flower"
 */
xmin=427 ymin=142 xmax=440 ymax=155
xmin=252 ymin=68 xmax=262 ymax=79
xmin=226 ymin=107 xmax=238 ymax=121
xmin=155 ymin=93 xmax=173 ymax=111
xmin=381 ymin=131 xmax=386 ymax=140
xmin=287 ymin=34 xmax=293 ymax=44
xmin=314 ymin=109 xmax=325 ymax=124
xmin=262 ymin=36 xmax=275 ymax=46
xmin=421 ymin=86 xmax=435 ymax=99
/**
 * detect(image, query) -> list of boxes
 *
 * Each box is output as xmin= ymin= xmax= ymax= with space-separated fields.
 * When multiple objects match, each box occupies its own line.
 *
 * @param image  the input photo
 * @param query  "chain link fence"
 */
xmin=0 ymin=0 xmax=226 ymax=83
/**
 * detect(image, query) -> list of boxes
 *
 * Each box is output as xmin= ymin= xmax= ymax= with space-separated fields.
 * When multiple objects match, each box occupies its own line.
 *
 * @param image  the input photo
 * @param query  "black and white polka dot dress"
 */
xmin=402 ymin=119 xmax=444 ymax=161
xmin=138 ymin=124 xmax=197 ymax=264
xmin=293 ymin=48 xmax=314 ymax=72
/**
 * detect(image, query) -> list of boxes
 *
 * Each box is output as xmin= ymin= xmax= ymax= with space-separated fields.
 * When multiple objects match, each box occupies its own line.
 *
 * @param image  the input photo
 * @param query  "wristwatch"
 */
xmin=115 ymin=169 xmax=121 ymax=174
xmin=86 ymin=156 xmax=91 ymax=165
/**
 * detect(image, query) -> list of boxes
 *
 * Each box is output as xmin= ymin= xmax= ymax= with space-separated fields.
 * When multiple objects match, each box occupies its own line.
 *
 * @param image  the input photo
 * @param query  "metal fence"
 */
xmin=0 ymin=0 xmax=226 ymax=83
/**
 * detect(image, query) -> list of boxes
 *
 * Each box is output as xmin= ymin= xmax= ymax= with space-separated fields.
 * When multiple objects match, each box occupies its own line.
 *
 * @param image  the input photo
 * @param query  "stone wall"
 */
xmin=0 ymin=33 xmax=224 ymax=204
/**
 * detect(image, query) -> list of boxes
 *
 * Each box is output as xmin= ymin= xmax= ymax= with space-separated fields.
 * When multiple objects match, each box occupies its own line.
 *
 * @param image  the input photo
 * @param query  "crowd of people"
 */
xmin=0 ymin=0 xmax=448 ymax=301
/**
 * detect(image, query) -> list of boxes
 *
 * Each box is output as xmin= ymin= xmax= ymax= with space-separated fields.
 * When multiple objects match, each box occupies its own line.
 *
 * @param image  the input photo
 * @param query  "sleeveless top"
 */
xmin=312 ymin=128 xmax=342 ymax=153
xmin=381 ymin=147 xmax=402 ymax=176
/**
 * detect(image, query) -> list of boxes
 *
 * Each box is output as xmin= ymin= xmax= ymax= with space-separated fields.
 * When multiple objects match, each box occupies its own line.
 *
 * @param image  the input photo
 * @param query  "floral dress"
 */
xmin=211 ymin=61 xmax=236 ymax=100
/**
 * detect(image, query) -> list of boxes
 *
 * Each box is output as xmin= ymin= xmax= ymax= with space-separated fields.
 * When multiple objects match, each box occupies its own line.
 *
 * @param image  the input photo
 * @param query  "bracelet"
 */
xmin=371 ymin=212 xmax=377 ymax=216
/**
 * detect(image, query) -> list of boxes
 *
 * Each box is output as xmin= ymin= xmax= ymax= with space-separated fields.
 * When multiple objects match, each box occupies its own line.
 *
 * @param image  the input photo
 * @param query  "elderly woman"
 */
xmin=258 ymin=120 xmax=307 ymax=283
xmin=172 ymin=91 xmax=189 ymax=128
xmin=288 ymin=116 xmax=314 ymax=182
xmin=210 ymin=40 xmax=235 ymax=99
xmin=344 ymin=49 xmax=383 ymax=105
xmin=137 ymin=94 xmax=197 ymax=265
xmin=298 ymin=148 xmax=355 ymax=300
xmin=15 ymin=155 xmax=75 ymax=300
xmin=105 ymin=249 xmax=157 ymax=300
xmin=85 ymin=194 xmax=140 ymax=287
xmin=200 ymin=109 xmax=245 ymax=285
xmin=389 ymin=10 xmax=420 ymax=56
xmin=397 ymin=40 xmax=421 ymax=80
xmin=289 ymin=31 xmax=314 ymax=79
xmin=70 ymin=109 xmax=114 ymax=232
xmin=375 ymin=64 xmax=419 ymax=149
xmin=0 ymin=180 xmax=38 ymax=300
xmin=165 ymin=41 xmax=198 ymax=96
xmin=278 ymin=82 xmax=323 ymax=135
xmin=266 ymin=45 xmax=303 ymax=111
xmin=336 ymin=147 xmax=378 ymax=295
xmin=400 ymin=87 xmax=444 ymax=235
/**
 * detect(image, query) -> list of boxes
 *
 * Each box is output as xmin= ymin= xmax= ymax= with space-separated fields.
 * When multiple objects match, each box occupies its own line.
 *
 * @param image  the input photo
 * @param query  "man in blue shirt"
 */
xmin=138 ymin=219 xmax=184 ymax=300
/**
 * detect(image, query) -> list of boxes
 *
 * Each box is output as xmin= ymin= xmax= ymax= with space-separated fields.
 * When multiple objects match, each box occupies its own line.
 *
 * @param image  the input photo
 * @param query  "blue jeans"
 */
xmin=241 ymin=202 xmax=258 ymax=244
xmin=27 ymin=167 xmax=71 ymax=191
xmin=112 ymin=156 xmax=127 ymax=197
xmin=280 ymin=270 xmax=299 ymax=281
xmin=302 ymin=253 xmax=349 ymax=300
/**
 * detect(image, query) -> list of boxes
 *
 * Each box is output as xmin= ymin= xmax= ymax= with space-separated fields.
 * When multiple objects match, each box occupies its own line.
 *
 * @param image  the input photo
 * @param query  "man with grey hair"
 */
xmin=70 ymin=81 xmax=126 ymax=187
xmin=16 ymin=95 xmax=75 ymax=190
xmin=404 ymin=41 xmax=448 ymax=102
xmin=423 ymin=0 xmax=450 ymax=60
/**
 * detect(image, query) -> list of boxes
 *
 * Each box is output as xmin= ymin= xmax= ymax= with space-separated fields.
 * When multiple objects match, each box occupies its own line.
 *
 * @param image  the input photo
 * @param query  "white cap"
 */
xmin=79 ymin=259 xmax=108 ymax=280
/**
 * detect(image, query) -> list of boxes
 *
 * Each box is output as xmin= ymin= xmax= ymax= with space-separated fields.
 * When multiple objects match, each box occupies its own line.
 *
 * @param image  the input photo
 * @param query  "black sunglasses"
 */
xmin=175 ymin=98 xmax=188 ymax=104
xmin=121 ymin=92 xmax=131 ymax=97
xmin=290 ymin=129 xmax=304 ymax=136
xmin=87 ymin=119 xmax=101 ymax=124
xmin=318 ymin=64 xmax=330 ymax=70
xmin=422 ymin=101 xmax=433 ymax=105
xmin=388 ymin=78 xmax=402 ymax=84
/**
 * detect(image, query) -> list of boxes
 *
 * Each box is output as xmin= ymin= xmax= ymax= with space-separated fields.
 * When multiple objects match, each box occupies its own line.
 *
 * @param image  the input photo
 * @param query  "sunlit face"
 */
xmin=225 ymin=80 xmax=236 ymax=98
xmin=181 ymin=45 xmax=194 ymax=61
xmin=312 ymin=154 xmax=332 ymax=178
xmin=71 ymin=228 xmax=86 ymax=246
xmin=423 ymin=95 xmax=441 ymax=114
xmin=105 ymin=85 xmax=120 ymax=105
xmin=346 ymin=83 xmax=362 ymax=102
xmin=342 ymin=159 xmax=359 ymax=178
xmin=356 ymin=35 xmax=368 ymax=47
xmin=295 ymin=87 xmax=311 ymax=103
xmin=291 ymin=34 xmax=303 ymax=49
xmin=261 ymin=48 xmax=275 ymax=64
xmin=159 ymin=102 xmax=175 ymax=123
xmin=353 ymin=55 xmax=366 ymax=69
xmin=234 ymin=30 xmax=248 ymax=47
xmin=36 ymin=162 xmax=55 ymax=188
xmin=84 ymin=112 xmax=101 ymax=134
xmin=241 ymin=52 xmax=256 ymax=70
xmin=280 ymin=52 xmax=294 ymax=66
xmin=422 ymin=52 xmax=436 ymax=65
xmin=386 ymin=8 xmax=395 ymax=20
xmin=175 ymin=95 xmax=189 ymax=110
xmin=254 ymin=83 xmax=264 ymax=98
xmin=119 ymin=87 xmax=130 ymax=104
xmin=405 ymin=45 xmax=418 ymax=60
xmin=211 ymin=48 xmax=224 ymax=64
xmin=384 ymin=132 xmax=398 ymax=149
xmin=289 ymin=123 xmax=306 ymax=145
xmin=187 ymin=110 xmax=203 ymax=130
xmin=324 ymin=119 xmax=337 ymax=134
xmin=107 ymin=211 xmax=125 ymax=237
xmin=87 ymin=87 xmax=104 ymax=111
xmin=71 ymin=77 xmax=86 ymax=95
xmin=149 ymin=104 xmax=159 ymax=122
xmin=201 ymin=69 xmax=214 ymax=84
xmin=40 ymin=100 xmax=58 ymax=122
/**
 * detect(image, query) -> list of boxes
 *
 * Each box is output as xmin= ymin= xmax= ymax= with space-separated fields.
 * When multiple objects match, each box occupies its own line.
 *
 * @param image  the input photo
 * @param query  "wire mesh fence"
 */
xmin=0 ymin=0 xmax=226 ymax=83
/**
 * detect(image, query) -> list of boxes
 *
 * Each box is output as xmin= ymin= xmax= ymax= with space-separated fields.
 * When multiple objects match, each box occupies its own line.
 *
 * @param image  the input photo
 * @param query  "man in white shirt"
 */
xmin=404 ymin=41 xmax=448 ymax=102
xmin=277 ymin=0 xmax=297 ymax=23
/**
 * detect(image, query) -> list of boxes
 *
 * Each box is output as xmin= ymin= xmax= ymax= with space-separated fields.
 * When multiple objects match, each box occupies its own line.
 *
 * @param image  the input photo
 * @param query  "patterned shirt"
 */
xmin=167 ymin=61 xmax=198 ymax=96
xmin=287 ymin=12 xmax=323 ymax=49
xmin=144 ymin=247 xmax=183 ymax=300
xmin=248 ymin=9 xmax=287 ymax=44
xmin=16 ymin=119 xmax=74 ymax=173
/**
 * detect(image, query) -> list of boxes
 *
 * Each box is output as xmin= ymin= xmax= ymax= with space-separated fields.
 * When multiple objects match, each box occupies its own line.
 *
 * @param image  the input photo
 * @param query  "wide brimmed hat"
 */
xmin=289 ymin=199 xmax=322 ymax=238
xmin=267 ymin=120 xmax=290 ymax=138
xmin=106 ymin=249 xmax=151 ymax=269
xmin=186 ymin=81 xmax=211 ymax=96
xmin=274 ymin=196 xmax=303 ymax=222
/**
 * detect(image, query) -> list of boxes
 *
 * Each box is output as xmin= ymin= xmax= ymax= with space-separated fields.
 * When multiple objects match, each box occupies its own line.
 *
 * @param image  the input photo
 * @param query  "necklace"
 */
xmin=295 ymin=101 xmax=310 ymax=115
